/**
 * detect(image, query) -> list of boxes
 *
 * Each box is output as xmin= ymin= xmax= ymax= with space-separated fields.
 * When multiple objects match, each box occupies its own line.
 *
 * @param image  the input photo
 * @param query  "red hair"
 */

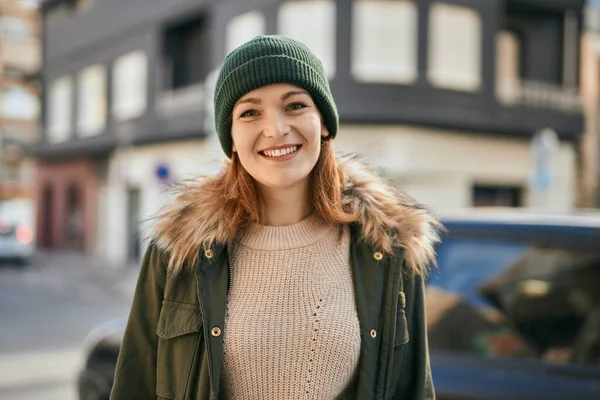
xmin=200 ymin=140 xmax=356 ymax=240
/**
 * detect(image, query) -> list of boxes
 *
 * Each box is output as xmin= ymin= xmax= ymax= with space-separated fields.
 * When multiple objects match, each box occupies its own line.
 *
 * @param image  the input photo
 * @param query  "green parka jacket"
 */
xmin=110 ymin=157 xmax=442 ymax=400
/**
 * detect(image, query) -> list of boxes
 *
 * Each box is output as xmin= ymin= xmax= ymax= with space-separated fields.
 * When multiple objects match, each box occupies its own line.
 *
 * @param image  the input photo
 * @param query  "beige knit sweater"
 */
xmin=221 ymin=215 xmax=361 ymax=400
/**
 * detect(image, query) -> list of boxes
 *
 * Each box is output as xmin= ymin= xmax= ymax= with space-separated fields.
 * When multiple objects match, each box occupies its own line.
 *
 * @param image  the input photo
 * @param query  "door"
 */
xmin=40 ymin=185 xmax=54 ymax=248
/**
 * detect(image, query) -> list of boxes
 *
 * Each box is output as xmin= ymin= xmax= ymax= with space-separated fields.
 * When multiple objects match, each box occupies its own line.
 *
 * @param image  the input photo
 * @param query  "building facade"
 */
xmin=0 ymin=0 xmax=40 ymax=200
xmin=580 ymin=0 xmax=600 ymax=208
xmin=35 ymin=0 xmax=586 ymax=265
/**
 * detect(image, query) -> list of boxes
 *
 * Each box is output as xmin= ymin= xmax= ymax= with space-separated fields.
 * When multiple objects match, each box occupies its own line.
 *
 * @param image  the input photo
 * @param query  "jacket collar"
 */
xmin=150 ymin=155 xmax=443 ymax=275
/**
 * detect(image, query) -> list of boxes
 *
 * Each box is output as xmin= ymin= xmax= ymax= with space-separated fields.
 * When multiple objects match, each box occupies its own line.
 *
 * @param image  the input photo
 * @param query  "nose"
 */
xmin=262 ymin=110 xmax=290 ymax=139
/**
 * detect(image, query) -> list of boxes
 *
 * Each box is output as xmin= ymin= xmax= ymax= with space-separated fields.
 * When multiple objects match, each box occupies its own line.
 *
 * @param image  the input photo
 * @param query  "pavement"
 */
xmin=0 ymin=250 xmax=138 ymax=400
xmin=4 ymin=249 xmax=140 ymax=302
xmin=0 ymin=348 xmax=81 ymax=400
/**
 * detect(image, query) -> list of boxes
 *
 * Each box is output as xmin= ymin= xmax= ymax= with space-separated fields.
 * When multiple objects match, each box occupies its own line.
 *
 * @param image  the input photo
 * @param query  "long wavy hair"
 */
xmin=198 ymin=139 xmax=357 ymax=239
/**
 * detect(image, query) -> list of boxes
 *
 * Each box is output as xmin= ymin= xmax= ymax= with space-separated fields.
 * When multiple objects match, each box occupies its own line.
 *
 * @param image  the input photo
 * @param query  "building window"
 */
xmin=472 ymin=185 xmax=523 ymax=207
xmin=352 ymin=0 xmax=418 ymax=84
xmin=428 ymin=3 xmax=481 ymax=92
xmin=495 ymin=30 xmax=522 ymax=103
xmin=112 ymin=51 xmax=148 ymax=121
xmin=428 ymin=236 xmax=600 ymax=365
xmin=1 ymin=131 xmax=25 ymax=169
xmin=47 ymin=75 xmax=73 ymax=143
xmin=1 ymin=85 xmax=39 ymax=120
xmin=0 ymin=16 xmax=30 ymax=39
xmin=278 ymin=0 xmax=336 ymax=78
xmin=77 ymin=64 xmax=107 ymax=137
xmin=163 ymin=15 xmax=210 ymax=89
xmin=226 ymin=11 xmax=266 ymax=54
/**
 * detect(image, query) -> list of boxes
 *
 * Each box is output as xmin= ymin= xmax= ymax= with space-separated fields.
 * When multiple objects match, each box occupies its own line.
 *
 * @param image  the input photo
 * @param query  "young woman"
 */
xmin=110 ymin=35 xmax=442 ymax=400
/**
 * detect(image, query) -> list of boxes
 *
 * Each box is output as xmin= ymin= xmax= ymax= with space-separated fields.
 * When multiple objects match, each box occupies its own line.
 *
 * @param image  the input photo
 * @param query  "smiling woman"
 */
xmin=110 ymin=35 xmax=442 ymax=400
xmin=230 ymin=84 xmax=329 ymax=223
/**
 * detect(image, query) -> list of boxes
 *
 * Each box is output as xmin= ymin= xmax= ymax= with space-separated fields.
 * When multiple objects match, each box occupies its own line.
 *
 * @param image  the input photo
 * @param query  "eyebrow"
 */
xmin=235 ymin=90 xmax=310 ymax=109
xmin=281 ymin=90 xmax=309 ymax=101
xmin=236 ymin=97 xmax=261 ymax=106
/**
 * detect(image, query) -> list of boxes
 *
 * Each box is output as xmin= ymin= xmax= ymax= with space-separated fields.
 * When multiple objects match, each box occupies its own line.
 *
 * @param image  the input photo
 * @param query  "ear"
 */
xmin=232 ymin=142 xmax=237 ymax=152
xmin=321 ymin=124 xmax=329 ymax=138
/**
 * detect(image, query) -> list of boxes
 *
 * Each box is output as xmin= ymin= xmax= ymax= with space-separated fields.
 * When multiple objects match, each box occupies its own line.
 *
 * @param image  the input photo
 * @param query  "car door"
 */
xmin=426 ymin=221 xmax=600 ymax=399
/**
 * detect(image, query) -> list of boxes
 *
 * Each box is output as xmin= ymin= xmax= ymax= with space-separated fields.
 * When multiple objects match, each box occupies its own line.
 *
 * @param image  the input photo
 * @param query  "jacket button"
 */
xmin=211 ymin=327 xmax=222 ymax=337
xmin=205 ymin=249 xmax=214 ymax=259
xmin=370 ymin=329 xmax=377 ymax=338
xmin=373 ymin=252 xmax=383 ymax=261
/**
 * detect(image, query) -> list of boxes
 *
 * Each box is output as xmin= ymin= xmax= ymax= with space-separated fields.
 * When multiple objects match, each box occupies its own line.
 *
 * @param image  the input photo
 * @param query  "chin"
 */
xmin=261 ymin=172 xmax=311 ymax=190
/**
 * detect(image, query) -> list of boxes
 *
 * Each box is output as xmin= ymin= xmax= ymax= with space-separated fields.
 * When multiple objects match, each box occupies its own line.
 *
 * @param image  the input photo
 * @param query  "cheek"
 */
xmin=304 ymin=115 xmax=323 ymax=143
xmin=231 ymin=125 xmax=254 ymax=155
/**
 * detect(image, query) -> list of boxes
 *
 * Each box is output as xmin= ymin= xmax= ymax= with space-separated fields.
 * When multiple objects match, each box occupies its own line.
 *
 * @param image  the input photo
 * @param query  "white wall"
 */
xmin=335 ymin=125 xmax=576 ymax=213
xmin=100 ymin=135 xmax=224 ymax=266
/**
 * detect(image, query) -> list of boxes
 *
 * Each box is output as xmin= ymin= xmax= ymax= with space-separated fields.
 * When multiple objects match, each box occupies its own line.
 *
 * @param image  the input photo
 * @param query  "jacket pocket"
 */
xmin=156 ymin=300 xmax=203 ymax=400
xmin=395 ymin=292 xmax=409 ymax=346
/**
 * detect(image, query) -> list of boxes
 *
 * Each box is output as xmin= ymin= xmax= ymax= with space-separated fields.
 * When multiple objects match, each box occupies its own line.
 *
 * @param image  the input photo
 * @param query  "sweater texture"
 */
xmin=221 ymin=215 xmax=361 ymax=399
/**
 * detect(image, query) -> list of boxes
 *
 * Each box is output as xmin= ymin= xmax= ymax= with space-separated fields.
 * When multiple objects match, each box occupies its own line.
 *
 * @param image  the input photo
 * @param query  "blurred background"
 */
xmin=1 ymin=0 xmax=600 ymax=399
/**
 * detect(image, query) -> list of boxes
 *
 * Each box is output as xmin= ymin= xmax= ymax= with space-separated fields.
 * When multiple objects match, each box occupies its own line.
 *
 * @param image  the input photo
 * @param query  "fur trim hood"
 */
xmin=151 ymin=155 xmax=444 ymax=275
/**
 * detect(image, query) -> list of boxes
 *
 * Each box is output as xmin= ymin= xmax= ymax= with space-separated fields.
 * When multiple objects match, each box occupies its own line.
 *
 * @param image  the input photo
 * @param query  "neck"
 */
xmin=258 ymin=181 xmax=312 ymax=226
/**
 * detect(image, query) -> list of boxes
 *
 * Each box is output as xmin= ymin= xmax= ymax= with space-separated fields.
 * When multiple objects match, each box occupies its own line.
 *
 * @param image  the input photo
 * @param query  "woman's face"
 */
xmin=231 ymin=83 xmax=328 ymax=191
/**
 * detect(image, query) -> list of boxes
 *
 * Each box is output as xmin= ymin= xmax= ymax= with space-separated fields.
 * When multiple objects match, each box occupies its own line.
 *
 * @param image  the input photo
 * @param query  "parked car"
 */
xmin=77 ymin=318 xmax=125 ymax=400
xmin=0 ymin=198 xmax=35 ymax=265
xmin=427 ymin=210 xmax=600 ymax=399
xmin=77 ymin=210 xmax=600 ymax=400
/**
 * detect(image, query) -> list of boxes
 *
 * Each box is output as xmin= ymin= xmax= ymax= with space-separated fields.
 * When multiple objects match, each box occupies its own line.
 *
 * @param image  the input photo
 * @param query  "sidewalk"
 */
xmin=23 ymin=250 xmax=141 ymax=301
xmin=0 ymin=347 xmax=80 ymax=392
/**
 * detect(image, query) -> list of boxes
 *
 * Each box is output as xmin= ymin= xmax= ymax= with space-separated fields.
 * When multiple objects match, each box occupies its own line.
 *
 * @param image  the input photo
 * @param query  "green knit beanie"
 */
xmin=213 ymin=35 xmax=339 ymax=158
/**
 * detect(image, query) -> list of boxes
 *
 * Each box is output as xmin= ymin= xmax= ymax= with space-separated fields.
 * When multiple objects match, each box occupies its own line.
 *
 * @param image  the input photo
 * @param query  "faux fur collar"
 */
xmin=151 ymin=155 xmax=443 ymax=275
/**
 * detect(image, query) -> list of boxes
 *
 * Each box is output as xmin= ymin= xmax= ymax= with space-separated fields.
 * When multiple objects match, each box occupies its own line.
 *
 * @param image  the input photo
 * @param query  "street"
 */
xmin=0 ymin=252 xmax=136 ymax=400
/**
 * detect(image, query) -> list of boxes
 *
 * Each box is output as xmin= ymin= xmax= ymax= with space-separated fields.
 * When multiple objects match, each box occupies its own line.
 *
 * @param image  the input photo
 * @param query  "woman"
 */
xmin=110 ymin=35 xmax=442 ymax=400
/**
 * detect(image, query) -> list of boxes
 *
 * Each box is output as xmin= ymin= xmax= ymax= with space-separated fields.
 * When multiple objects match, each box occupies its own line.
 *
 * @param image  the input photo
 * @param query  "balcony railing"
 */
xmin=155 ymin=83 xmax=206 ymax=119
xmin=496 ymin=78 xmax=582 ymax=113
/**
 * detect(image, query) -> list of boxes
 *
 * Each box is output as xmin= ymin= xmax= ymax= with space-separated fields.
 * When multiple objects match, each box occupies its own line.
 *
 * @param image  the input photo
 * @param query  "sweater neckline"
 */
xmin=236 ymin=214 xmax=333 ymax=251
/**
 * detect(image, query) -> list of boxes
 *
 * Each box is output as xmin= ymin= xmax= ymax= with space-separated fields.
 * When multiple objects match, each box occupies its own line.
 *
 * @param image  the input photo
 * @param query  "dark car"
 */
xmin=427 ymin=210 xmax=600 ymax=399
xmin=77 ymin=318 xmax=125 ymax=400
xmin=77 ymin=210 xmax=600 ymax=400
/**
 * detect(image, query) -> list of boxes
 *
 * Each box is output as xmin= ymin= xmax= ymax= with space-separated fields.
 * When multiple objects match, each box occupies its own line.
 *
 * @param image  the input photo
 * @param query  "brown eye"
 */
xmin=240 ymin=109 xmax=258 ymax=118
xmin=287 ymin=102 xmax=307 ymax=111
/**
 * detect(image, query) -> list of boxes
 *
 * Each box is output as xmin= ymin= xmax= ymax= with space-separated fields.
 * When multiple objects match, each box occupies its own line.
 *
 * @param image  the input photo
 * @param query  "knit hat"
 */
xmin=213 ymin=35 xmax=339 ymax=158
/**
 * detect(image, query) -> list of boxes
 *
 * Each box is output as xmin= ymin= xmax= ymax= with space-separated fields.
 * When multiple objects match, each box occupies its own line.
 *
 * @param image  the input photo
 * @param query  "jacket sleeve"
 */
xmin=394 ymin=273 xmax=435 ymax=400
xmin=110 ymin=243 xmax=167 ymax=400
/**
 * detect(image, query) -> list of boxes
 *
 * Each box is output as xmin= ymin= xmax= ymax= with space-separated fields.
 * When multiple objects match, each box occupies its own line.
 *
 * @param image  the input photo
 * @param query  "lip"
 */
xmin=258 ymin=144 xmax=302 ymax=161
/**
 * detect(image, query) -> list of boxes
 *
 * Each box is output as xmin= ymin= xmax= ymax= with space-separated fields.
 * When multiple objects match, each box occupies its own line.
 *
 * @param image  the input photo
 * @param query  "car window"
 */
xmin=428 ymin=237 xmax=528 ymax=308
xmin=426 ymin=233 xmax=600 ymax=366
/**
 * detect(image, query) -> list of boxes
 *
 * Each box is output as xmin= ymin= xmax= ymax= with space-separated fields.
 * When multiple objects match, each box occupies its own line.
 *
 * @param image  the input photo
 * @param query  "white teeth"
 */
xmin=263 ymin=146 xmax=298 ymax=157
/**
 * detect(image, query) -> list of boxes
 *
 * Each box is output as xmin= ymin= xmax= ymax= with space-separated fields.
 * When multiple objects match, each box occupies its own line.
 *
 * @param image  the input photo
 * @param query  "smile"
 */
xmin=258 ymin=145 xmax=301 ymax=160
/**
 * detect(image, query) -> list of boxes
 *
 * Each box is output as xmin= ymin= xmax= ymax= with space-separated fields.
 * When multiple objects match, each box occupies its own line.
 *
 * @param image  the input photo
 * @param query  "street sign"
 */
xmin=155 ymin=163 xmax=170 ymax=182
xmin=530 ymin=128 xmax=559 ymax=208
